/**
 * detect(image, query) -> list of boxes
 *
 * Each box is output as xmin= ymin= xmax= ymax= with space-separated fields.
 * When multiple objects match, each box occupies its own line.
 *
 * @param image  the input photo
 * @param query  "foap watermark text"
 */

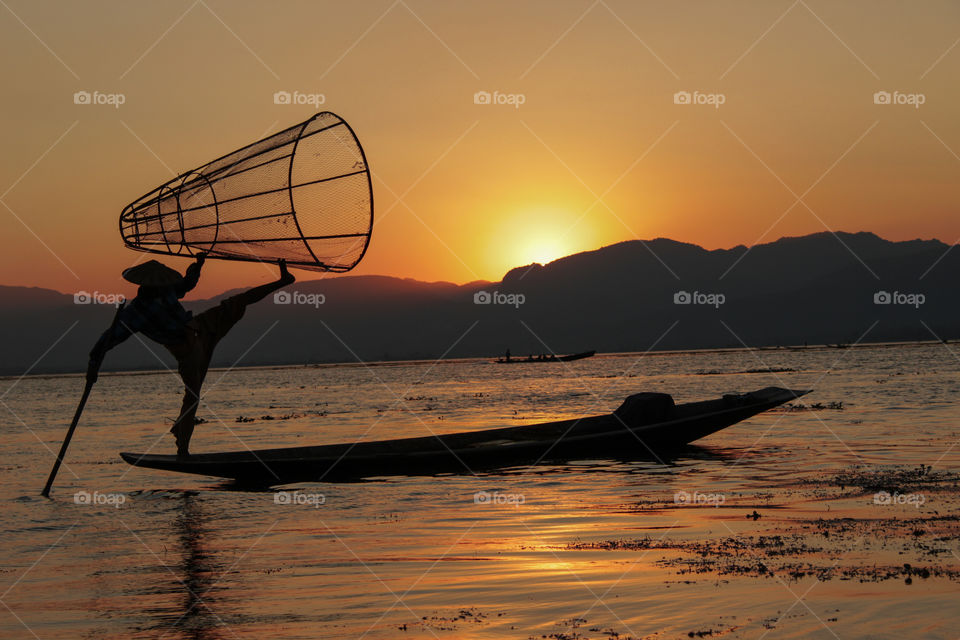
xmin=274 ymin=90 xmax=325 ymax=107
xmin=874 ymin=290 xmax=925 ymax=308
xmin=74 ymin=291 xmax=125 ymax=307
xmin=674 ymin=90 xmax=725 ymax=108
xmin=674 ymin=290 xmax=725 ymax=308
xmin=674 ymin=490 xmax=725 ymax=507
xmin=474 ymin=290 xmax=525 ymax=308
xmin=274 ymin=291 xmax=325 ymax=308
xmin=74 ymin=490 xmax=126 ymax=508
xmin=474 ymin=490 xmax=525 ymax=506
xmin=873 ymin=90 xmax=925 ymax=108
xmin=73 ymin=90 xmax=125 ymax=108
xmin=275 ymin=491 xmax=326 ymax=508
xmin=874 ymin=491 xmax=925 ymax=509
xmin=474 ymin=90 xmax=526 ymax=108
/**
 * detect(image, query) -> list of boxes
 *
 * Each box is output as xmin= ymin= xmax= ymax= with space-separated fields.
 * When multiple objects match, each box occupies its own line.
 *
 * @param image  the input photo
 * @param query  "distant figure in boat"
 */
xmin=494 ymin=350 xmax=595 ymax=364
xmin=87 ymin=254 xmax=295 ymax=457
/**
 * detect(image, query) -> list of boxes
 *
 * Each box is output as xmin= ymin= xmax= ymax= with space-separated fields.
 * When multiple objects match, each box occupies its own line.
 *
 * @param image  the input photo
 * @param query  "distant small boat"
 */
xmin=495 ymin=350 xmax=596 ymax=364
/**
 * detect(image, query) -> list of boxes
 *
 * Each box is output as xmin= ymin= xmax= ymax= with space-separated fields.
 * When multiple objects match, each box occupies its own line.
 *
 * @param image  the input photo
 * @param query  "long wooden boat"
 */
xmin=495 ymin=350 xmax=596 ymax=364
xmin=121 ymin=386 xmax=809 ymax=486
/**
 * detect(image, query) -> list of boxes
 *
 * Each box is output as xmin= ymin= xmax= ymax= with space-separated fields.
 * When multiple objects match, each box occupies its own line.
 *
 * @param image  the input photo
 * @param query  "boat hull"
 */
xmin=121 ymin=387 xmax=809 ymax=486
xmin=495 ymin=350 xmax=596 ymax=363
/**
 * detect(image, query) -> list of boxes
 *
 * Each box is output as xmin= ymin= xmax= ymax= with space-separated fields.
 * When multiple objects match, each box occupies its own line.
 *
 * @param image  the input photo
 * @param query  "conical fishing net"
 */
xmin=120 ymin=112 xmax=373 ymax=272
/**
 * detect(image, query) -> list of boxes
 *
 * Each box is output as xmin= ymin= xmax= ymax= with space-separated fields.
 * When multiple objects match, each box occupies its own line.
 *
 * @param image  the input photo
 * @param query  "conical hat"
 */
xmin=122 ymin=260 xmax=183 ymax=287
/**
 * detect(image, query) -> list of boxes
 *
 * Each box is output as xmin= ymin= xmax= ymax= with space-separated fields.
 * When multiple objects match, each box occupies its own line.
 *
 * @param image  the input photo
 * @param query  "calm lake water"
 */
xmin=2 ymin=344 xmax=959 ymax=639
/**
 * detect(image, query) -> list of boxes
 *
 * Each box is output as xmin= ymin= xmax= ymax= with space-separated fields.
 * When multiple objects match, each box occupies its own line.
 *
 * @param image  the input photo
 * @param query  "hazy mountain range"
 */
xmin=1 ymin=231 xmax=957 ymax=375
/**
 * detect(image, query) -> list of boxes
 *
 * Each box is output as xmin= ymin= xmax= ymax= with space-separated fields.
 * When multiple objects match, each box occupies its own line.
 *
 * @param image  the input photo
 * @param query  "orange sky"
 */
xmin=1 ymin=0 xmax=959 ymax=299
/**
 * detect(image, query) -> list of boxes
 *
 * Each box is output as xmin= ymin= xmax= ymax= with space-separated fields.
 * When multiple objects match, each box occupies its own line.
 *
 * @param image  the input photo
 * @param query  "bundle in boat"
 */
xmin=120 ymin=112 xmax=373 ymax=272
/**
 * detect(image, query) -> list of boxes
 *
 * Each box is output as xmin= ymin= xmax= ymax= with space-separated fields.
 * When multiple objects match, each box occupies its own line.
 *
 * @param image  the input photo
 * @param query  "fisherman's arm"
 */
xmin=177 ymin=253 xmax=206 ymax=298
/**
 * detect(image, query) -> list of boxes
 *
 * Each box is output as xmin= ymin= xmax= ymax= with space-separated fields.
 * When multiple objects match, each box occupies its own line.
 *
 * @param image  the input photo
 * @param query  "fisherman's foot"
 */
xmin=174 ymin=434 xmax=191 ymax=458
xmin=278 ymin=259 xmax=295 ymax=285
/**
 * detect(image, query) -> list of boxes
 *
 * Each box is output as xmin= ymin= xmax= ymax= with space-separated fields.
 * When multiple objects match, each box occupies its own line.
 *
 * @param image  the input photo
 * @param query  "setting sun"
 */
xmin=520 ymin=239 xmax=569 ymax=266
xmin=489 ymin=205 xmax=609 ymax=275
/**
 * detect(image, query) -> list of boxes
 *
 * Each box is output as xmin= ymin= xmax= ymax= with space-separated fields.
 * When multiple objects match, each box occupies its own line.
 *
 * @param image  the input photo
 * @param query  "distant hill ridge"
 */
xmin=1 ymin=231 xmax=956 ymax=375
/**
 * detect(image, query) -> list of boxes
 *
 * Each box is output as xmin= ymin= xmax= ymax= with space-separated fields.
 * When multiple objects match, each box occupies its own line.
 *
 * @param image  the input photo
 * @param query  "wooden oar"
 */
xmin=40 ymin=378 xmax=95 ymax=497
xmin=41 ymin=301 xmax=126 ymax=497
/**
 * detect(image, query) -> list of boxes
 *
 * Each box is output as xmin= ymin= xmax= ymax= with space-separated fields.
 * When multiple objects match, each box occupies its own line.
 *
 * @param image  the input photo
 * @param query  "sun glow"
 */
xmin=505 ymin=207 xmax=585 ymax=268
xmin=482 ymin=204 xmax=615 ymax=280
xmin=521 ymin=240 xmax=569 ymax=266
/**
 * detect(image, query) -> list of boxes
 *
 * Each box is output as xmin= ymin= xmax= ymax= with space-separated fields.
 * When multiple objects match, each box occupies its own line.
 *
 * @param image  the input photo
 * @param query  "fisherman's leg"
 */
xmin=234 ymin=259 xmax=295 ymax=306
xmin=233 ymin=275 xmax=293 ymax=307
xmin=170 ymin=348 xmax=211 ymax=456
xmin=197 ymin=262 xmax=295 ymax=343
xmin=168 ymin=302 xmax=244 ymax=456
xmin=171 ymin=383 xmax=200 ymax=456
xmin=169 ymin=262 xmax=293 ymax=455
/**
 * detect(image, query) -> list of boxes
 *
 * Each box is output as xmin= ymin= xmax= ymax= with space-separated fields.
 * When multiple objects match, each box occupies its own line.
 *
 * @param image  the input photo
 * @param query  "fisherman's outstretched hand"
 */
xmin=195 ymin=252 xmax=207 ymax=267
xmin=278 ymin=259 xmax=295 ymax=285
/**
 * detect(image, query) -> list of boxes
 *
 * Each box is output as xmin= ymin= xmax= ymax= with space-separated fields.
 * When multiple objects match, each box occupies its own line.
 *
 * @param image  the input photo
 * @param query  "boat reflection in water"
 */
xmin=151 ymin=492 xmax=230 ymax=640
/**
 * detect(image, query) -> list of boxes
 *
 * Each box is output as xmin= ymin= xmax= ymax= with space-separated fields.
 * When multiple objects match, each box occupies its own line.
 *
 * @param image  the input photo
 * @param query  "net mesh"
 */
xmin=119 ymin=112 xmax=373 ymax=272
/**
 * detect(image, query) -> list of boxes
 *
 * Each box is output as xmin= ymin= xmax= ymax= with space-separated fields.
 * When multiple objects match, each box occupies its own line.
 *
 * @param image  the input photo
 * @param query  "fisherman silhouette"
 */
xmin=87 ymin=254 xmax=295 ymax=456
